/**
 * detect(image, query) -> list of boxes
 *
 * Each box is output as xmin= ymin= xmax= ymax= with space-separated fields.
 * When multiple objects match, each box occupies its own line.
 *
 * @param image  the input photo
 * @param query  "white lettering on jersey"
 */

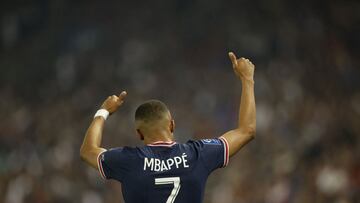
xmin=154 ymin=159 xmax=161 ymax=171
xmin=143 ymin=153 xmax=190 ymax=172
xmin=144 ymin=157 xmax=154 ymax=171
xmin=182 ymin=153 xmax=189 ymax=168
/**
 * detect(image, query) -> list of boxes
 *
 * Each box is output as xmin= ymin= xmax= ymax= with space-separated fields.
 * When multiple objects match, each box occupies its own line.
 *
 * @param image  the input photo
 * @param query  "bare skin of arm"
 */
xmin=80 ymin=91 xmax=127 ymax=169
xmin=221 ymin=52 xmax=256 ymax=157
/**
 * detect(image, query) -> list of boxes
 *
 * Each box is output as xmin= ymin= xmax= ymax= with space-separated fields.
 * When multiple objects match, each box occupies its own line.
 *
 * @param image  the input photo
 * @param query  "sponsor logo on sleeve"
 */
xmin=201 ymin=139 xmax=221 ymax=145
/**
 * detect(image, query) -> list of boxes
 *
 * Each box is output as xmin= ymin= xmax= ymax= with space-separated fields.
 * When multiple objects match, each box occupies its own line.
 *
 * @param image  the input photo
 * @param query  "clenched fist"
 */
xmin=101 ymin=91 xmax=127 ymax=114
xmin=228 ymin=52 xmax=255 ymax=83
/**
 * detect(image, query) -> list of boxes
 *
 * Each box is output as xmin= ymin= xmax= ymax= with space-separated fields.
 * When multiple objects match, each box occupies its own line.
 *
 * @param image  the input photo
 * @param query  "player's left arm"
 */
xmin=220 ymin=52 xmax=256 ymax=158
xmin=80 ymin=91 xmax=127 ymax=169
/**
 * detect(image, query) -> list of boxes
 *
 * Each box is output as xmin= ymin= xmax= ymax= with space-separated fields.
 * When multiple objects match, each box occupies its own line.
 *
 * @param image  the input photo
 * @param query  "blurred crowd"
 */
xmin=0 ymin=0 xmax=359 ymax=202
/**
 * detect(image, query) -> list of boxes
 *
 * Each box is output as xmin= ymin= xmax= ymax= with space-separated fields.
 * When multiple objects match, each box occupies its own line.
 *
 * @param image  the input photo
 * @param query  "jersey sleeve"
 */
xmin=191 ymin=137 xmax=229 ymax=172
xmin=97 ymin=147 xmax=128 ymax=181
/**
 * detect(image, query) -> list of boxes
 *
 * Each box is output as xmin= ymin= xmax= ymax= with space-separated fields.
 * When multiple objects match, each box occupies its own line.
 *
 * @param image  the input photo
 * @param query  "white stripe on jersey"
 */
xmin=97 ymin=151 xmax=107 ymax=179
xmin=219 ymin=137 xmax=229 ymax=167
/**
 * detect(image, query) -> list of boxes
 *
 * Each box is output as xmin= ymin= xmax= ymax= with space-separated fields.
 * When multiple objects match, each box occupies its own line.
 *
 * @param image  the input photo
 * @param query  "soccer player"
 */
xmin=80 ymin=52 xmax=256 ymax=203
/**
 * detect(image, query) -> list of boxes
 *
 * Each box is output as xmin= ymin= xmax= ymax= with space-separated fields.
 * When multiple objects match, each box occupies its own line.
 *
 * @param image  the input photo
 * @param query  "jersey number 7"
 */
xmin=155 ymin=177 xmax=181 ymax=203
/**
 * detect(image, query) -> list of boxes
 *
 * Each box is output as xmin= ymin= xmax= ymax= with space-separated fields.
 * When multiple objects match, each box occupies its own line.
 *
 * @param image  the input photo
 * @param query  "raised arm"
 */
xmin=221 ymin=52 xmax=256 ymax=157
xmin=80 ymin=91 xmax=127 ymax=169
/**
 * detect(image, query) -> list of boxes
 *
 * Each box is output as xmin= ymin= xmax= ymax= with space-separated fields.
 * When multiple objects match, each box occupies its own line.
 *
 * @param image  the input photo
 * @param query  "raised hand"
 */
xmin=101 ymin=91 xmax=127 ymax=114
xmin=228 ymin=52 xmax=255 ymax=83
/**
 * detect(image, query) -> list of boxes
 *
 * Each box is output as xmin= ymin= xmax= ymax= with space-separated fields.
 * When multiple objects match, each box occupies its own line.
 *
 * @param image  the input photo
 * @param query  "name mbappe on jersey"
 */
xmin=143 ymin=153 xmax=189 ymax=172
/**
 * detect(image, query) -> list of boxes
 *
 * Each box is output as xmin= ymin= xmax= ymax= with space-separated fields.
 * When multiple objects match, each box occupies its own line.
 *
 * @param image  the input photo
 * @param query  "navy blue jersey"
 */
xmin=98 ymin=137 xmax=229 ymax=203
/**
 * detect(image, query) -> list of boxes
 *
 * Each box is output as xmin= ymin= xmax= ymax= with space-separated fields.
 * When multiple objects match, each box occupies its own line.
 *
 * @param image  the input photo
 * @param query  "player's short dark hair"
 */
xmin=135 ymin=100 xmax=169 ymax=122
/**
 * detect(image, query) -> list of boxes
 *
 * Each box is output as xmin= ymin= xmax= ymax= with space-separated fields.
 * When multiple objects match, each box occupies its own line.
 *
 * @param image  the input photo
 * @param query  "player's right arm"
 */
xmin=80 ymin=91 xmax=127 ymax=170
xmin=221 ymin=52 xmax=256 ymax=157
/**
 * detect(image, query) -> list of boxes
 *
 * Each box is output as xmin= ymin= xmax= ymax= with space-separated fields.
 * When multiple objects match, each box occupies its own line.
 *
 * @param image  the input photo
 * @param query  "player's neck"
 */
xmin=143 ymin=132 xmax=174 ymax=145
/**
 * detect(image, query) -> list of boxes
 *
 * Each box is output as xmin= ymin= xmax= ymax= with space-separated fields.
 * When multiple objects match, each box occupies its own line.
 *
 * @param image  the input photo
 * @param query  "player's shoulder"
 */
xmin=185 ymin=138 xmax=222 ymax=146
xmin=181 ymin=138 xmax=223 ymax=151
xmin=105 ymin=146 xmax=138 ymax=157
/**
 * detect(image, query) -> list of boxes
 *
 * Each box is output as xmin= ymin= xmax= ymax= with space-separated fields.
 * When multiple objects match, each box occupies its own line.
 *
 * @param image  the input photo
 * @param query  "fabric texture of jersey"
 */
xmin=98 ymin=137 xmax=229 ymax=203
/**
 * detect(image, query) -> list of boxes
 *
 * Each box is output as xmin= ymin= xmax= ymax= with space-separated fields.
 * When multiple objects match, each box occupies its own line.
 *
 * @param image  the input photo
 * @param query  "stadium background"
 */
xmin=0 ymin=0 xmax=359 ymax=202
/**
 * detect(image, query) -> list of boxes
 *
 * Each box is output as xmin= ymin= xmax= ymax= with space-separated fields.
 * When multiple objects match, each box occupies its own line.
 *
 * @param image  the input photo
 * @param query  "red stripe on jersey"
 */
xmin=147 ymin=141 xmax=176 ymax=147
xmin=97 ymin=151 xmax=107 ymax=179
xmin=219 ymin=137 xmax=229 ymax=167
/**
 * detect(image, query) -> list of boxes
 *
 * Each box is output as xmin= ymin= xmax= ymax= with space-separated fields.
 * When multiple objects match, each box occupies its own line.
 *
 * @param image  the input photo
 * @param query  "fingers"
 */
xmin=239 ymin=57 xmax=247 ymax=63
xmin=228 ymin=52 xmax=252 ymax=65
xmin=119 ymin=91 xmax=127 ymax=99
xmin=107 ymin=91 xmax=127 ymax=103
xmin=115 ymin=91 xmax=127 ymax=104
xmin=239 ymin=57 xmax=254 ymax=66
xmin=244 ymin=58 xmax=254 ymax=67
xmin=228 ymin=52 xmax=237 ymax=66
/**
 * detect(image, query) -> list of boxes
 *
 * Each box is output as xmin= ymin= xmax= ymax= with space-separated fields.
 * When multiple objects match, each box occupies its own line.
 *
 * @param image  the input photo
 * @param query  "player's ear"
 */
xmin=136 ymin=129 xmax=144 ymax=140
xmin=170 ymin=120 xmax=175 ymax=133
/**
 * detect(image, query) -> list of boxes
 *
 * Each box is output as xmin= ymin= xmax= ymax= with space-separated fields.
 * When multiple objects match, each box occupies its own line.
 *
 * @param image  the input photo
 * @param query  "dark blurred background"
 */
xmin=0 ymin=0 xmax=359 ymax=202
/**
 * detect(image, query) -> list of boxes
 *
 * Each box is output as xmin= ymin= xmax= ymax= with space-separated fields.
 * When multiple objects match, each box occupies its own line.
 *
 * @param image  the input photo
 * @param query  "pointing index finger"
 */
xmin=119 ymin=91 xmax=127 ymax=99
xmin=228 ymin=52 xmax=238 ymax=66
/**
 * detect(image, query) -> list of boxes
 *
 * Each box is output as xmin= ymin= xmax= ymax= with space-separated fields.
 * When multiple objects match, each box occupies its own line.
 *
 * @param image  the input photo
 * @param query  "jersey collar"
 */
xmin=147 ymin=141 xmax=176 ymax=147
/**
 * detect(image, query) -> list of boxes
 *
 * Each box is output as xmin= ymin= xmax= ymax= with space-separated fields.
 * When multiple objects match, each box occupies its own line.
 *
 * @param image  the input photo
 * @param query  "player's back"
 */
xmin=98 ymin=138 xmax=229 ymax=203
